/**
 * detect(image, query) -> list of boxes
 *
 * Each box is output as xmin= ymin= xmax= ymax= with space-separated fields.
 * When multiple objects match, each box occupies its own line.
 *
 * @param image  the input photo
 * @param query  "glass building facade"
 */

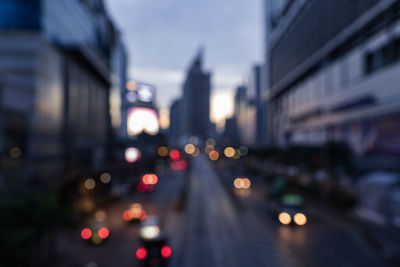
xmin=0 ymin=0 xmax=40 ymax=30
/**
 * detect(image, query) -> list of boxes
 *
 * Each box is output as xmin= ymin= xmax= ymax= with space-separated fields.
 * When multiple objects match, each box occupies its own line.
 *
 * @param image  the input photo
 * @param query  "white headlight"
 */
xmin=294 ymin=213 xmax=307 ymax=226
xmin=278 ymin=212 xmax=291 ymax=225
xmin=140 ymin=225 xmax=160 ymax=240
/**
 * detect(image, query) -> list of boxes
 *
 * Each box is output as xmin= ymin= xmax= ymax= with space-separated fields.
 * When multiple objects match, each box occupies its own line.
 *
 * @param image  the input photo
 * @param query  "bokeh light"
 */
xmin=184 ymin=144 xmax=195 ymax=154
xmin=205 ymin=138 xmax=216 ymax=147
xmin=140 ymin=225 xmax=160 ymax=240
xmin=84 ymin=178 xmax=96 ymax=190
xmin=95 ymin=210 xmax=107 ymax=222
xmin=137 ymin=84 xmax=155 ymax=102
xmin=123 ymin=210 xmax=133 ymax=221
xmin=100 ymin=173 xmax=111 ymax=184
xmin=233 ymin=177 xmax=251 ymax=189
xmin=158 ymin=146 xmax=168 ymax=157
xmin=239 ymin=146 xmax=248 ymax=156
xmin=9 ymin=146 xmax=21 ymax=158
xmin=208 ymin=150 xmax=219 ymax=161
xmin=98 ymin=227 xmax=109 ymax=239
xmin=278 ymin=212 xmax=292 ymax=225
xmin=205 ymin=145 xmax=214 ymax=155
xmin=161 ymin=245 xmax=172 ymax=258
xmin=294 ymin=213 xmax=307 ymax=226
xmin=234 ymin=178 xmax=242 ymax=189
xmin=142 ymin=174 xmax=158 ymax=185
xmin=192 ymin=147 xmax=200 ymax=157
xmin=91 ymin=234 xmax=103 ymax=245
xmin=136 ymin=247 xmax=147 ymax=260
xmin=126 ymin=80 xmax=138 ymax=91
xmin=125 ymin=147 xmax=141 ymax=163
xmin=169 ymin=150 xmax=181 ymax=161
xmin=188 ymin=136 xmax=199 ymax=146
xmin=233 ymin=149 xmax=241 ymax=159
xmin=127 ymin=107 xmax=159 ymax=136
xmin=81 ymin=228 xmax=92 ymax=240
xmin=242 ymin=178 xmax=251 ymax=189
xmin=224 ymin=147 xmax=235 ymax=158
xmin=171 ymin=160 xmax=188 ymax=171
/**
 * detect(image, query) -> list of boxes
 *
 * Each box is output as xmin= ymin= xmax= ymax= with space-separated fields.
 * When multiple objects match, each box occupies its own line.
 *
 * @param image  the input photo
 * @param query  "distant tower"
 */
xmin=182 ymin=48 xmax=211 ymax=139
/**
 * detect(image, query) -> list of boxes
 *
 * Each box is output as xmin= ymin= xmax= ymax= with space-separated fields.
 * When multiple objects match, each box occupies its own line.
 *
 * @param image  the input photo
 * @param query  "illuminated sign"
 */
xmin=125 ymin=81 xmax=155 ymax=103
xmin=127 ymin=107 xmax=159 ymax=136
xmin=137 ymin=84 xmax=155 ymax=103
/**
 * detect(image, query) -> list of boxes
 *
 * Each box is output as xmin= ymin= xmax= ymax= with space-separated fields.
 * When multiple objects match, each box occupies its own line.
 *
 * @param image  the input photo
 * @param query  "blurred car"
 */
xmin=136 ymin=215 xmax=172 ymax=266
xmin=80 ymin=220 xmax=110 ymax=245
xmin=123 ymin=203 xmax=147 ymax=223
xmin=137 ymin=174 xmax=159 ymax=192
xmin=272 ymin=194 xmax=308 ymax=226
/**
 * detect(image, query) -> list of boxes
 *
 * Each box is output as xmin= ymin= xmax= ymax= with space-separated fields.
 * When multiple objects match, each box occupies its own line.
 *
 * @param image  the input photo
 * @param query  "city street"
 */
xmin=54 ymin=168 xmax=186 ymax=267
xmin=53 ymin=154 xmax=397 ymax=267
xmin=3 ymin=1 xmax=400 ymax=267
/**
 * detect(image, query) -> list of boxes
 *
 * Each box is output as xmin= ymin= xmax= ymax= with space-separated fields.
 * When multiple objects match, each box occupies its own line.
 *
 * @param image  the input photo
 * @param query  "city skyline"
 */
xmin=105 ymin=0 xmax=264 ymax=125
xmin=1 ymin=1 xmax=400 ymax=266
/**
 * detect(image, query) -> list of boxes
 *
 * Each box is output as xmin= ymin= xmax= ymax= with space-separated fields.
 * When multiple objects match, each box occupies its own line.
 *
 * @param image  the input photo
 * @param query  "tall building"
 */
xmin=223 ymin=117 xmax=239 ymax=146
xmin=249 ymin=65 xmax=268 ymax=145
xmin=265 ymin=0 xmax=400 ymax=158
xmin=110 ymin=37 xmax=128 ymax=142
xmin=182 ymin=49 xmax=211 ymax=139
xmin=169 ymin=98 xmax=184 ymax=144
xmin=0 ymin=0 xmax=122 ymax=181
xmin=234 ymin=85 xmax=256 ymax=146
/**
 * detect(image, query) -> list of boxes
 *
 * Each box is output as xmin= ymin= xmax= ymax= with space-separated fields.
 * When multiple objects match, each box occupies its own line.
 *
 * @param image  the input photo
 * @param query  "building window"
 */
xmin=364 ymin=37 xmax=400 ymax=75
xmin=0 ymin=0 xmax=40 ymax=30
xmin=340 ymin=57 xmax=349 ymax=86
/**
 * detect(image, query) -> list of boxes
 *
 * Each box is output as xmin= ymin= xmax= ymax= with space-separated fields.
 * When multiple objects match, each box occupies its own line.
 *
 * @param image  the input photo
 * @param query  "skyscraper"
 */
xmin=182 ymin=49 xmax=211 ymax=139
xmin=0 ymin=0 xmax=123 ymax=180
xmin=265 ymin=0 xmax=400 ymax=159
xmin=169 ymin=98 xmax=184 ymax=144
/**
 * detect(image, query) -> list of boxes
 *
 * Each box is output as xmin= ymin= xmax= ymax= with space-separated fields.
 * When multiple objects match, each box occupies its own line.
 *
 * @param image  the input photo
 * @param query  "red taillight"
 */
xmin=161 ymin=245 xmax=172 ymax=258
xmin=137 ymin=182 xmax=146 ymax=192
xmin=150 ymin=174 xmax=158 ymax=185
xmin=142 ymin=174 xmax=158 ymax=185
xmin=98 ymin=227 xmax=109 ymax=239
xmin=81 ymin=228 xmax=92 ymax=240
xmin=123 ymin=210 xmax=132 ymax=221
xmin=136 ymin=247 xmax=147 ymax=260
xmin=169 ymin=150 xmax=181 ymax=161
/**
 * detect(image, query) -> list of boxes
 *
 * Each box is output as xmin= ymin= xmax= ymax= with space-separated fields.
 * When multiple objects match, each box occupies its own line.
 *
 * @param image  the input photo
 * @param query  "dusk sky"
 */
xmin=105 ymin=0 xmax=264 ymax=126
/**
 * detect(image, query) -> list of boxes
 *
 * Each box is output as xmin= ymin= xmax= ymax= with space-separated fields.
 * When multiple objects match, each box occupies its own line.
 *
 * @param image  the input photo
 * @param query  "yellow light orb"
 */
xmin=205 ymin=145 xmax=214 ymax=154
xmin=278 ymin=212 xmax=291 ymax=225
xmin=158 ymin=146 xmax=169 ymax=157
xmin=126 ymin=81 xmax=138 ymax=91
xmin=100 ymin=173 xmax=111 ymax=184
xmin=184 ymin=144 xmax=195 ymax=154
xmin=241 ymin=178 xmax=251 ymax=189
xmin=84 ymin=178 xmax=96 ymax=190
xmin=233 ymin=178 xmax=243 ymax=189
xmin=294 ymin=213 xmax=307 ymax=226
xmin=95 ymin=210 xmax=107 ymax=222
xmin=233 ymin=149 xmax=241 ymax=159
xmin=224 ymin=147 xmax=235 ymax=158
xmin=208 ymin=150 xmax=219 ymax=161
xmin=192 ymin=147 xmax=200 ymax=157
